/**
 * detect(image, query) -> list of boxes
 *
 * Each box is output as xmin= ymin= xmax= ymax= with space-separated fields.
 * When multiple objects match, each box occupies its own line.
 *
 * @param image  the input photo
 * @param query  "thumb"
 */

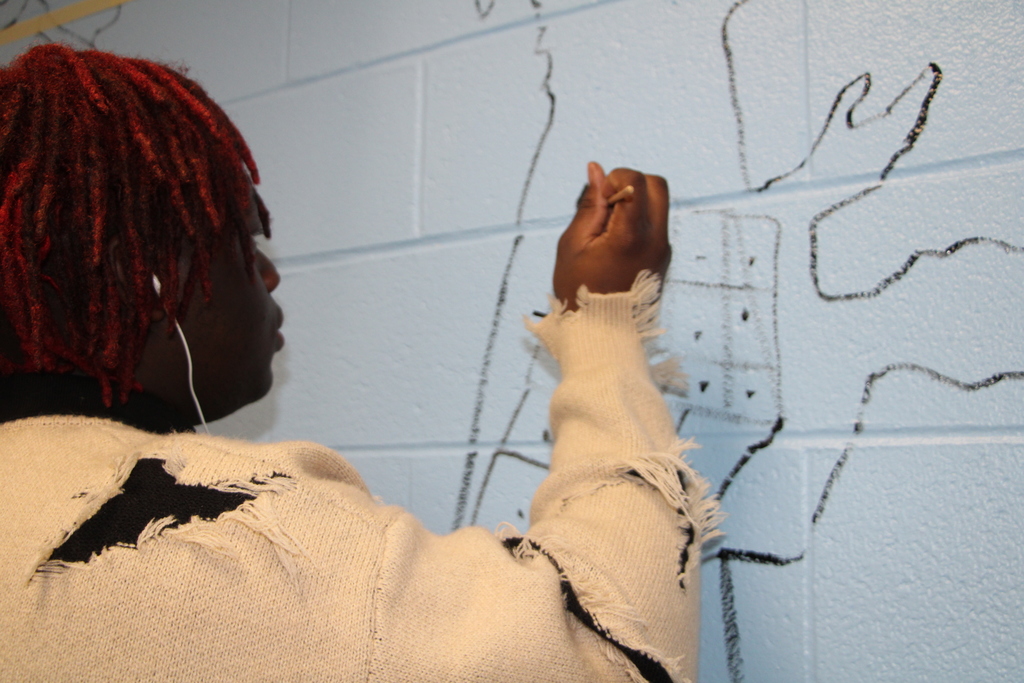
xmin=587 ymin=161 xmax=607 ymax=200
xmin=564 ymin=162 xmax=610 ymax=245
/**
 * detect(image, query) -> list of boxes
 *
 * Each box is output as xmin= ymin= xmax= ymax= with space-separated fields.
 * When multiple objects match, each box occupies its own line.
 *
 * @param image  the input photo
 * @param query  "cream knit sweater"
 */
xmin=0 ymin=274 xmax=719 ymax=682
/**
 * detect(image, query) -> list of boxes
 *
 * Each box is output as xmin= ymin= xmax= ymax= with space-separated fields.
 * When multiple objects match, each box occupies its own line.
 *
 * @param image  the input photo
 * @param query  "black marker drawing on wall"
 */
xmin=2 ymin=0 xmax=122 ymax=49
xmin=449 ymin=4 xmax=1020 ymax=680
xmin=715 ymin=546 xmax=804 ymax=683
xmin=725 ymin=34 xmax=1016 ymax=305
xmin=1 ymin=0 xmax=32 ymax=29
xmin=452 ymin=25 xmax=556 ymax=531
xmin=721 ymin=0 xmax=756 ymax=190
xmin=713 ymin=2 xmax=984 ymax=680
xmin=755 ymin=63 xmax=942 ymax=193
xmin=811 ymin=201 xmax=1024 ymax=300
xmin=0 ymin=0 xmax=30 ymax=28
xmin=668 ymin=209 xmax=783 ymax=499
xmin=451 ymin=233 xmax=524 ymax=531
xmin=812 ymin=364 xmax=1024 ymax=524
xmin=710 ymin=358 xmax=1024 ymax=683
xmin=475 ymin=0 xmax=541 ymax=21
xmin=715 ymin=3 xmax=1024 ymax=681
xmin=517 ymin=26 xmax=555 ymax=225
xmin=788 ymin=62 xmax=1024 ymax=302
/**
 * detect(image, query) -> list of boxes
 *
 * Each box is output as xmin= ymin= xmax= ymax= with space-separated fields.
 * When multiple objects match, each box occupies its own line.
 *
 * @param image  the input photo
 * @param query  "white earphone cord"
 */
xmin=175 ymin=324 xmax=210 ymax=434
xmin=152 ymin=274 xmax=209 ymax=434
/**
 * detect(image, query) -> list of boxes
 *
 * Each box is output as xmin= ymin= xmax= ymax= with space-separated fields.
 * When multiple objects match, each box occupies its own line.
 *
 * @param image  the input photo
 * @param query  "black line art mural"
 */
xmin=451 ymin=233 xmax=525 ymax=531
xmin=812 ymin=364 xmax=1024 ymax=524
xmin=474 ymin=0 xmax=541 ymax=21
xmin=516 ymin=26 xmax=555 ymax=226
xmin=715 ymin=547 xmax=803 ymax=683
xmin=0 ymin=0 xmax=32 ymax=30
xmin=667 ymin=209 xmax=783 ymax=499
xmin=812 ymin=212 xmax=1024 ymax=301
xmin=443 ymin=2 xmax=1022 ymax=678
xmin=754 ymin=63 xmax=942 ymax=193
xmin=1 ymin=0 xmax=122 ymax=49
xmin=452 ymin=24 xmax=555 ymax=531
xmin=721 ymin=0 xmax=754 ymax=191
xmin=711 ymin=2 xmax=1024 ymax=680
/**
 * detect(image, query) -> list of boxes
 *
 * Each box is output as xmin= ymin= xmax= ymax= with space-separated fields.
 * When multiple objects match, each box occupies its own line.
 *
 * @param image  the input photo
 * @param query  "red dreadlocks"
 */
xmin=0 ymin=44 xmax=269 ymax=405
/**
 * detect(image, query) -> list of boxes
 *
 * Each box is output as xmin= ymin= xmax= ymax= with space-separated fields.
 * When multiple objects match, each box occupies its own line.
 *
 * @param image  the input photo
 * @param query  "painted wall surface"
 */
xmin=4 ymin=1 xmax=1022 ymax=680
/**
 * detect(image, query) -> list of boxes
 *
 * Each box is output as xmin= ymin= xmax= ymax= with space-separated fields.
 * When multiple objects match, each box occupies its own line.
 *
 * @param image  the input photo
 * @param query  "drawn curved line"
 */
xmin=718 ymin=547 xmax=804 ymax=565
xmin=715 ymin=546 xmax=804 ymax=683
xmin=757 ymin=63 xmax=942 ymax=192
xmin=36 ymin=0 xmax=116 ymax=48
xmin=721 ymin=0 xmax=756 ymax=190
xmin=810 ymin=183 xmax=1024 ymax=300
xmin=812 ymin=364 xmax=1024 ymax=523
xmin=714 ymin=365 xmax=1024 ymax=678
xmin=469 ymin=447 xmax=548 ymax=527
xmin=723 ymin=0 xmax=942 ymax=193
xmin=516 ymin=26 xmax=555 ymax=226
xmin=717 ymin=557 xmax=745 ymax=683
xmin=475 ymin=0 xmax=540 ymax=20
xmin=452 ymin=235 xmax=523 ymax=530
xmin=674 ymin=211 xmax=784 ymax=498
xmin=474 ymin=0 xmax=496 ymax=18
xmin=47 ymin=4 xmax=121 ymax=48
xmin=453 ymin=24 xmax=558 ymax=529
xmin=469 ymin=344 xmax=545 ymax=526
xmin=1 ymin=0 xmax=32 ymax=30
xmin=717 ymin=416 xmax=784 ymax=497
xmin=10 ymin=0 xmax=124 ymax=48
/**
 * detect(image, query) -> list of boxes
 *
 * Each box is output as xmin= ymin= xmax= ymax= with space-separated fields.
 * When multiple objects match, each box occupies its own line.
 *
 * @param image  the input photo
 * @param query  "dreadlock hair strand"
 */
xmin=0 ymin=44 xmax=266 ymax=405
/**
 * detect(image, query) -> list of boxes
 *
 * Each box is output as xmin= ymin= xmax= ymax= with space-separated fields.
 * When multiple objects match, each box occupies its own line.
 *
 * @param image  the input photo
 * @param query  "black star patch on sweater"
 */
xmin=48 ymin=458 xmax=256 ymax=564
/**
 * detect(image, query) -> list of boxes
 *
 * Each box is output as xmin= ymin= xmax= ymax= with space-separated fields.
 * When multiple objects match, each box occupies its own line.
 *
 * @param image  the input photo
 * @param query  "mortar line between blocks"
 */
xmin=412 ymin=58 xmax=425 ymax=240
xmin=221 ymin=0 xmax=629 ymax=108
xmin=274 ymin=146 xmax=1024 ymax=274
xmin=284 ymin=0 xmax=292 ymax=81
xmin=801 ymin=0 xmax=813 ymax=185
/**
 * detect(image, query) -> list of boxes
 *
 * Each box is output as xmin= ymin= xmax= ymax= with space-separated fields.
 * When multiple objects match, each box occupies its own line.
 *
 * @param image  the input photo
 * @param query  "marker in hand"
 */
xmin=606 ymin=185 xmax=634 ymax=206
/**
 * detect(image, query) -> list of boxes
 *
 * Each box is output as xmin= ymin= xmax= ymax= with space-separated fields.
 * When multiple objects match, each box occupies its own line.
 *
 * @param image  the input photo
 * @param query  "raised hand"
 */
xmin=553 ymin=162 xmax=671 ymax=310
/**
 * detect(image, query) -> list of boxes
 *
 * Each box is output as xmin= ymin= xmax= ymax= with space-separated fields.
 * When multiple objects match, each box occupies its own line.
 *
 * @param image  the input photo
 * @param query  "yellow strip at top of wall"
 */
xmin=0 ymin=0 xmax=135 ymax=48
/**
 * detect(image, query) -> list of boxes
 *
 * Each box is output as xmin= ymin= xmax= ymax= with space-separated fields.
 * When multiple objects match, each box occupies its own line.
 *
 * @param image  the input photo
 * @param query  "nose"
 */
xmin=256 ymin=249 xmax=280 ymax=293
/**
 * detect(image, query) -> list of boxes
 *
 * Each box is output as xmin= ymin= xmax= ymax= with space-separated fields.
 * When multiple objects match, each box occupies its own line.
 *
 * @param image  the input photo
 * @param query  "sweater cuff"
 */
xmin=525 ymin=270 xmax=666 ymax=380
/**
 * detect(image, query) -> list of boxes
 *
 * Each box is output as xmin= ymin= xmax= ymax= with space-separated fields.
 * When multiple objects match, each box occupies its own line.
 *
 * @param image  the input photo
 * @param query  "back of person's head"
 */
xmin=0 ymin=44 xmax=267 ymax=406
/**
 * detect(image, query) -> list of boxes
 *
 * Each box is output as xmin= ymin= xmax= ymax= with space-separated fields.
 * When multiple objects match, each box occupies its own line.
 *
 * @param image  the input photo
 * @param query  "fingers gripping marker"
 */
xmin=606 ymin=185 xmax=634 ymax=206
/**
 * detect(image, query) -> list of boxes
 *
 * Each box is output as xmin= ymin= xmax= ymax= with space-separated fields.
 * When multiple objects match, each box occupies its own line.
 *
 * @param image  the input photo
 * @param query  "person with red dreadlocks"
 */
xmin=0 ymin=45 xmax=718 ymax=682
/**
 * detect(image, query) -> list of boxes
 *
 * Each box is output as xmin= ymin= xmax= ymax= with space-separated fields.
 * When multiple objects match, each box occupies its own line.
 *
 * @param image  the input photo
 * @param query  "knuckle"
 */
xmin=608 ymin=167 xmax=645 ymax=186
xmin=648 ymin=174 xmax=668 ymax=194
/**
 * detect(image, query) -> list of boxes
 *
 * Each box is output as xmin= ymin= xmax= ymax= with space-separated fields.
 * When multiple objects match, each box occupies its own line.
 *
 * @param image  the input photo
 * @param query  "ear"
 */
xmin=106 ymin=237 xmax=166 ymax=323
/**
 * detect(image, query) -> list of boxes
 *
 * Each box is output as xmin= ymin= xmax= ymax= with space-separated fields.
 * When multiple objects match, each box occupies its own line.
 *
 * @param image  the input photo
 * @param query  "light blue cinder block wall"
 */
xmin=3 ymin=1 xmax=1022 ymax=680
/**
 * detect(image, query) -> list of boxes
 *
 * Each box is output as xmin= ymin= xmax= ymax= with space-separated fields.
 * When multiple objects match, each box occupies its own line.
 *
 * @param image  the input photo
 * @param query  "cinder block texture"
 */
xmin=813 ymin=442 xmax=1024 ymax=682
xmin=0 ymin=0 xmax=290 ymax=102
xmin=288 ymin=0 xmax=601 ymax=81
xmin=214 ymin=230 xmax=560 ymax=449
xmin=805 ymin=0 xmax=1024 ymax=181
xmin=4 ymin=0 xmax=1023 ymax=681
xmin=0 ymin=0 xmax=91 ymax=65
xmin=226 ymin=65 xmax=419 ymax=257
xmin=422 ymin=0 xmax=807 ymax=234
xmin=93 ymin=0 xmax=289 ymax=103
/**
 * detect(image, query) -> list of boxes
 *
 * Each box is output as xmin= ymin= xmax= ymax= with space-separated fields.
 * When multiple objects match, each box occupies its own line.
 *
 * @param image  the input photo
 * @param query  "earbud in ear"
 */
xmin=152 ymin=274 xmax=162 ymax=295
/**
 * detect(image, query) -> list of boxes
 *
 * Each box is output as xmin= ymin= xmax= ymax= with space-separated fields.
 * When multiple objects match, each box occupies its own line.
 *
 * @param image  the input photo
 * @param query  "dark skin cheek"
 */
xmin=185 ymin=248 xmax=279 ymax=421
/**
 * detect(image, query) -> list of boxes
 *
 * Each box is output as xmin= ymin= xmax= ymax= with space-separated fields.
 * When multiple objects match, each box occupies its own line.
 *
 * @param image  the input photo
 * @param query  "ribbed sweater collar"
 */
xmin=0 ymin=373 xmax=195 ymax=434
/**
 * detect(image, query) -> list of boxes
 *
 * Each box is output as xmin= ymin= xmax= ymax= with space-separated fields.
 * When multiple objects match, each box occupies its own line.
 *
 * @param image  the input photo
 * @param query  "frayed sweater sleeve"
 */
xmin=517 ymin=271 xmax=722 ymax=683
